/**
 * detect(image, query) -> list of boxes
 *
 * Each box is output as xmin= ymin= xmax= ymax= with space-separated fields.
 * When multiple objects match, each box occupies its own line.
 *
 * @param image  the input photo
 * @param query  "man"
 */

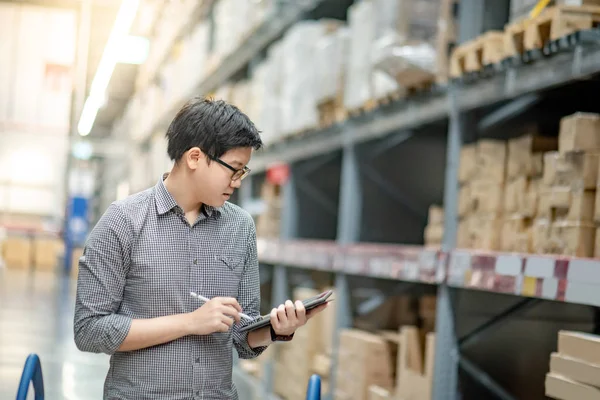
xmin=73 ymin=98 xmax=327 ymax=399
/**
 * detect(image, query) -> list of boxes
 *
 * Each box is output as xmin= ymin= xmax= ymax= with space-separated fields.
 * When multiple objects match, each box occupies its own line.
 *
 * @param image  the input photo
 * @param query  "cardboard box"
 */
xmin=559 ymin=112 xmax=600 ymax=153
xmin=538 ymin=187 xmax=596 ymax=223
xmin=543 ymin=151 xmax=600 ymax=190
xmin=471 ymin=217 xmax=502 ymax=251
xmin=396 ymin=326 xmax=435 ymax=400
xmin=424 ymin=224 xmax=443 ymax=246
xmin=459 ymin=144 xmax=477 ymax=183
xmin=550 ymin=352 xmax=600 ymax=388
xmin=335 ymin=329 xmax=394 ymax=400
xmin=501 ymin=216 xmax=532 ymax=253
xmin=532 ymin=219 xmax=552 ymax=254
xmin=368 ymin=385 xmax=392 ymax=400
xmin=458 ymin=184 xmax=472 ymax=218
xmin=559 ymin=331 xmax=600 ymax=365
xmin=548 ymin=221 xmax=596 ymax=258
xmin=2 ymin=236 xmax=31 ymax=270
xmin=595 ymin=189 xmax=600 ymax=223
xmin=475 ymin=139 xmax=507 ymax=183
xmin=504 ymin=176 xmax=528 ymax=214
xmin=428 ymin=205 xmax=444 ymax=225
xmin=457 ymin=217 xmax=474 ymax=249
xmin=507 ymin=134 xmax=557 ymax=180
xmin=545 ymin=372 xmax=600 ymax=400
xmin=33 ymin=237 xmax=62 ymax=271
xmin=471 ymin=180 xmax=504 ymax=215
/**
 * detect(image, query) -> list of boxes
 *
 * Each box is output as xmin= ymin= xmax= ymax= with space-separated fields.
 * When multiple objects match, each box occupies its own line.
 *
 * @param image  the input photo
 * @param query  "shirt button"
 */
xmin=195 ymin=357 xmax=201 ymax=363
xmin=193 ymin=259 xmax=198 ymax=265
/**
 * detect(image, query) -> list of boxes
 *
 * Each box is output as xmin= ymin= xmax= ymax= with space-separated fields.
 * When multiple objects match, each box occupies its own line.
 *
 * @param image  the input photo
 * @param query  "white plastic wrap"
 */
xmin=372 ymin=33 xmax=437 ymax=85
xmin=343 ymin=1 xmax=375 ymax=110
xmin=314 ymin=27 xmax=350 ymax=104
xmin=371 ymin=0 xmax=441 ymax=91
xmin=279 ymin=21 xmax=329 ymax=136
xmin=259 ymin=43 xmax=284 ymax=146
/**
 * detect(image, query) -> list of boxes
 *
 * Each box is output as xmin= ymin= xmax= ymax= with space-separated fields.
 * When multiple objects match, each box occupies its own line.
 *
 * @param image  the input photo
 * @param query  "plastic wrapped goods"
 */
xmin=314 ymin=27 xmax=350 ymax=105
xmin=371 ymin=0 xmax=441 ymax=90
xmin=343 ymin=1 xmax=376 ymax=109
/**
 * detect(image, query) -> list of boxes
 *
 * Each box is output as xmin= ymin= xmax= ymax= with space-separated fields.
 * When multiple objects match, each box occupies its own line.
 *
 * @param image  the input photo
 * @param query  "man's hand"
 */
xmin=186 ymin=297 xmax=242 ymax=335
xmin=270 ymin=300 xmax=328 ymax=337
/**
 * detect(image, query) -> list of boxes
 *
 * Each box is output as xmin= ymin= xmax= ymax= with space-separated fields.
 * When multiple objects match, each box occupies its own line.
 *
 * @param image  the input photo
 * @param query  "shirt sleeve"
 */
xmin=73 ymin=203 xmax=133 ymax=355
xmin=232 ymin=219 xmax=268 ymax=359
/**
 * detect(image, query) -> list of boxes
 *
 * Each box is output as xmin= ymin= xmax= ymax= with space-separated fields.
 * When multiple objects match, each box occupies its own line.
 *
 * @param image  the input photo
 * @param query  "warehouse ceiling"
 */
xmin=0 ymin=0 xmax=159 ymax=138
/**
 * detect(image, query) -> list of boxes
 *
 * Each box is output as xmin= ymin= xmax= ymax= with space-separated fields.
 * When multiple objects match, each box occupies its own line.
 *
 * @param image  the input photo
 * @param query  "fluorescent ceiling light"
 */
xmin=78 ymin=0 xmax=140 ymax=136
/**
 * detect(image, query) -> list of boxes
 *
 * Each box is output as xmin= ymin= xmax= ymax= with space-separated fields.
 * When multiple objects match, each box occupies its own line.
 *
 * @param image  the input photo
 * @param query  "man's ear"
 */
xmin=185 ymin=147 xmax=202 ymax=170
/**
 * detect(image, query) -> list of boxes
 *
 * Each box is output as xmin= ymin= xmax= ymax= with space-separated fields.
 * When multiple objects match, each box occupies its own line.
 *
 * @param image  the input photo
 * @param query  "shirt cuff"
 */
xmin=101 ymin=313 xmax=133 ymax=355
xmin=232 ymin=323 xmax=268 ymax=359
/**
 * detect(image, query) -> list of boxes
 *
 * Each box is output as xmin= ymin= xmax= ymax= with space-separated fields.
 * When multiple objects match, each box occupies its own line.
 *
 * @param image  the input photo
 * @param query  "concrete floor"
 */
xmin=0 ymin=268 xmax=108 ymax=399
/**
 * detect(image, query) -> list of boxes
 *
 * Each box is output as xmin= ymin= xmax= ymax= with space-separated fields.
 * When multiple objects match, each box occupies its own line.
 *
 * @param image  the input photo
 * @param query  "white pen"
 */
xmin=190 ymin=292 xmax=254 ymax=321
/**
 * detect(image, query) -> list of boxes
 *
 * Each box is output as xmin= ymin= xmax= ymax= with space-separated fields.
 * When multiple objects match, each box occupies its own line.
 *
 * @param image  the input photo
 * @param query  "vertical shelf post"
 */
xmin=327 ymin=143 xmax=362 ymax=400
xmin=432 ymin=85 xmax=462 ymax=400
xmin=263 ymin=167 xmax=298 ymax=395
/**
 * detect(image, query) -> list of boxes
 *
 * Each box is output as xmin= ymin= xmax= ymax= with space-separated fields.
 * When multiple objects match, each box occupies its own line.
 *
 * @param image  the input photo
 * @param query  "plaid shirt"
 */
xmin=74 ymin=175 xmax=267 ymax=400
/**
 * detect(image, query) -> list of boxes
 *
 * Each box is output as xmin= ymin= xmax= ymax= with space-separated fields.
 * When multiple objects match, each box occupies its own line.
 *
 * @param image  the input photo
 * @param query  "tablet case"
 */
xmin=238 ymin=289 xmax=334 ymax=333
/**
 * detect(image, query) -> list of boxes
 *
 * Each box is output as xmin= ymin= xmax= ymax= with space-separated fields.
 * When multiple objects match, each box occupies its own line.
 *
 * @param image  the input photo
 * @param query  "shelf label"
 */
xmin=404 ymin=261 xmax=419 ymax=281
xmin=448 ymin=251 xmax=471 ymax=286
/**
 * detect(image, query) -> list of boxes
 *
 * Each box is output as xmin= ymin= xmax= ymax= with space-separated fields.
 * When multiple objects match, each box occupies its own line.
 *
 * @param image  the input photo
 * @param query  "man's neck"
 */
xmin=163 ymin=169 xmax=203 ymax=214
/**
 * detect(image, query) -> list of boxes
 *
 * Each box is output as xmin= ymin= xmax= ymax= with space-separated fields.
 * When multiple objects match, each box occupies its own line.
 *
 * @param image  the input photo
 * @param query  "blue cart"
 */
xmin=17 ymin=354 xmax=322 ymax=400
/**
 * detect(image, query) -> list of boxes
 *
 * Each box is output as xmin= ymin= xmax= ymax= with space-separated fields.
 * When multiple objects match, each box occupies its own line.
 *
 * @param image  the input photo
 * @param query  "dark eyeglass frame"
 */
xmin=209 ymin=155 xmax=251 ymax=181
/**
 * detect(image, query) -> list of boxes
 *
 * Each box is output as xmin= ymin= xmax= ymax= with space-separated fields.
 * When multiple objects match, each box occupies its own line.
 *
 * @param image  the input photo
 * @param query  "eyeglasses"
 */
xmin=209 ymin=155 xmax=251 ymax=181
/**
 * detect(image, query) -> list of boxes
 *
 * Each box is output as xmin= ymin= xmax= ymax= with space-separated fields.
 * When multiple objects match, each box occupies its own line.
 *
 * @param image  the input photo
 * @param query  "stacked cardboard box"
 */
xmin=396 ymin=326 xmax=436 ymax=400
xmin=457 ymin=140 xmax=507 ymax=250
xmin=424 ymin=205 xmax=444 ymax=247
xmin=255 ymin=182 xmax=282 ymax=239
xmin=502 ymin=129 xmax=558 ymax=253
xmin=33 ymin=236 xmax=63 ymax=272
xmin=509 ymin=0 xmax=600 ymax=23
xmin=546 ymin=331 xmax=600 ymax=399
xmin=334 ymin=329 xmax=395 ymax=400
xmin=534 ymin=113 xmax=600 ymax=258
xmin=2 ymin=234 xmax=31 ymax=270
xmin=273 ymin=287 xmax=336 ymax=400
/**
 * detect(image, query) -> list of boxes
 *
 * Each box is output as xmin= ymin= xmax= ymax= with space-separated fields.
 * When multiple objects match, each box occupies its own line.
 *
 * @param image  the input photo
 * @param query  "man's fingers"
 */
xmin=277 ymin=304 xmax=286 ymax=323
xmin=270 ymin=308 xmax=279 ymax=330
xmin=295 ymin=300 xmax=306 ymax=322
xmin=220 ymin=305 xmax=241 ymax=323
xmin=220 ymin=314 xmax=234 ymax=327
xmin=285 ymin=300 xmax=297 ymax=323
xmin=215 ymin=297 xmax=242 ymax=312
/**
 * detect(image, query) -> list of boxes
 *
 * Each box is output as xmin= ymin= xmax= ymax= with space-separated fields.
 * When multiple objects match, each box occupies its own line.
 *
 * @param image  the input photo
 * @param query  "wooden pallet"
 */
xmin=317 ymin=97 xmax=348 ymax=129
xmin=449 ymin=31 xmax=505 ymax=78
xmin=347 ymin=98 xmax=377 ymax=118
xmin=505 ymin=5 xmax=600 ymax=56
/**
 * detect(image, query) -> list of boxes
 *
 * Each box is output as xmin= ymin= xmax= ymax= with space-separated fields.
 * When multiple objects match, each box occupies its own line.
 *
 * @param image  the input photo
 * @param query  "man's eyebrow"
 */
xmin=229 ymin=160 xmax=244 ymax=167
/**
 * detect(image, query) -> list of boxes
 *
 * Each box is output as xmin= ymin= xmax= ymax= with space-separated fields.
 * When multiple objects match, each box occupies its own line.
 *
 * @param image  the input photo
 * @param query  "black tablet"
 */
xmin=238 ymin=289 xmax=334 ymax=333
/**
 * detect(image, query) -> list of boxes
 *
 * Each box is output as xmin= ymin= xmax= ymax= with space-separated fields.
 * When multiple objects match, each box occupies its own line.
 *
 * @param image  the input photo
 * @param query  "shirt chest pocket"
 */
xmin=201 ymin=253 xmax=245 ymax=298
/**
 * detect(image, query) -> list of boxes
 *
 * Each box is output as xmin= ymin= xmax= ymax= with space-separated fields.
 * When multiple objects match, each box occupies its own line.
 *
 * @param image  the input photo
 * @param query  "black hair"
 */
xmin=165 ymin=97 xmax=263 ymax=162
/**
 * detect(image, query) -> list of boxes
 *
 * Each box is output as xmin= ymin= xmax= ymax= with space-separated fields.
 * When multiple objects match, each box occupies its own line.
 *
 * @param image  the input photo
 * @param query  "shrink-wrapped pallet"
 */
xmin=314 ymin=26 xmax=350 ymax=104
xmin=372 ymin=0 xmax=441 ymax=92
xmin=344 ymin=1 xmax=376 ymax=110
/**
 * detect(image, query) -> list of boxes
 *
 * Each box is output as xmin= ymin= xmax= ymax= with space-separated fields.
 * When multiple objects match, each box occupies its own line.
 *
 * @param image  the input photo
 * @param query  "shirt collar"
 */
xmin=154 ymin=173 xmax=221 ymax=218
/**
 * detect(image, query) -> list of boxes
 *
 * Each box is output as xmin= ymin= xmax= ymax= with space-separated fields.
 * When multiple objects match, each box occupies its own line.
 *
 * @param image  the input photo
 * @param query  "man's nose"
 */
xmin=230 ymin=179 xmax=242 ymax=189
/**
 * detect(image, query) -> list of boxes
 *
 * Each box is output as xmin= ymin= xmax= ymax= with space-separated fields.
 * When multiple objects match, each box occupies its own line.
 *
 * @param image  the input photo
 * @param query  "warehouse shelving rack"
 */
xmin=102 ymin=0 xmax=600 ymax=399
xmin=240 ymin=7 xmax=600 ymax=400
